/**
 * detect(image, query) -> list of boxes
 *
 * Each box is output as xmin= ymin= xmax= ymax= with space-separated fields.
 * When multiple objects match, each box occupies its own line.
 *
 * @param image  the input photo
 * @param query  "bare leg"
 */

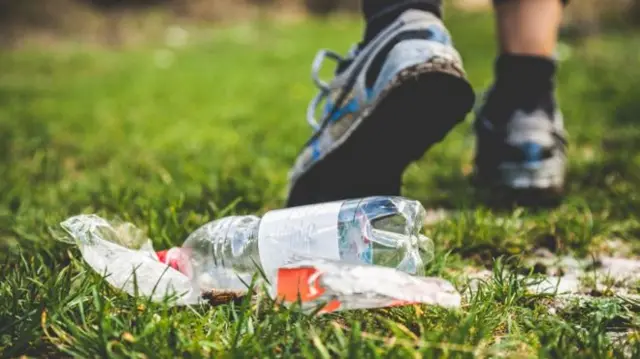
xmin=495 ymin=0 xmax=564 ymax=57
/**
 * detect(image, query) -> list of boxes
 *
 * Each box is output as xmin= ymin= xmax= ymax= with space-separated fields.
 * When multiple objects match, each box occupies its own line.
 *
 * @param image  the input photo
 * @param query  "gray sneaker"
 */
xmin=473 ymin=87 xmax=568 ymax=205
xmin=286 ymin=9 xmax=475 ymax=207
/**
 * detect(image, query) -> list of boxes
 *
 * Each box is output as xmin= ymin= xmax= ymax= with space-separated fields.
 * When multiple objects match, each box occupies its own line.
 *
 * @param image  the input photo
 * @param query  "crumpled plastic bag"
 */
xmin=60 ymin=215 xmax=202 ymax=305
xmin=59 ymin=214 xmax=461 ymax=313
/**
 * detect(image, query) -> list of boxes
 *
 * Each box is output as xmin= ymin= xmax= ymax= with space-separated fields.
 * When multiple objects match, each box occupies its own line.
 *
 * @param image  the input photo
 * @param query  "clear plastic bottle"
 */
xmin=159 ymin=196 xmax=435 ymax=293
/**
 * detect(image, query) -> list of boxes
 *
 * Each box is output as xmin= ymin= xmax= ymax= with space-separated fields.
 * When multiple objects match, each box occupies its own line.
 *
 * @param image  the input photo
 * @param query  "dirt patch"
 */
xmin=202 ymin=289 xmax=246 ymax=306
xmin=464 ymin=249 xmax=640 ymax=313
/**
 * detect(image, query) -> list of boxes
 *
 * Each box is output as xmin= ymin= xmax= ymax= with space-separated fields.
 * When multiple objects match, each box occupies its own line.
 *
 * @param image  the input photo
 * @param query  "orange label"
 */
xmin=276 ymin=267 xmax=341 ymax=312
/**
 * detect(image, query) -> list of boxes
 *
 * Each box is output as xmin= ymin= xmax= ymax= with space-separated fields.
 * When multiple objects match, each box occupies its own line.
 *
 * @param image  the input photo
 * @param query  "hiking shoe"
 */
xmin=285 ymin=9 xmax=475 ymax=207
xmin=472 ymin=87 xmax=568 ymax=206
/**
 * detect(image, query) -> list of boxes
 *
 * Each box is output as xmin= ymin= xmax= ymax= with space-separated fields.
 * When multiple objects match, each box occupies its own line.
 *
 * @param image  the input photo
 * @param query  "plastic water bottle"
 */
xmin=158 ymin=196 xmax=435 ymax=293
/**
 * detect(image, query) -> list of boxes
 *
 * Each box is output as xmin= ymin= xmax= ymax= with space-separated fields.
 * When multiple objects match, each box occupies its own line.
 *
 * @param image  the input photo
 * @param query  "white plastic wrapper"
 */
xmin=60 ymin=215 xmax=202 ymax=306
xmin=274 ymin=258 xmax=461 ymax=313
xmin=59 ymin=214 xmax=461 ymax=313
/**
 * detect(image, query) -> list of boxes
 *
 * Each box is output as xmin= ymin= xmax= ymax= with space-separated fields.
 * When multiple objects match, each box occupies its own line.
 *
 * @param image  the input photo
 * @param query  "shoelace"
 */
xmin=306 ymin=44 xmax=360 ymax=132
xmin=305 ymin=13 xmax=425 ymax=133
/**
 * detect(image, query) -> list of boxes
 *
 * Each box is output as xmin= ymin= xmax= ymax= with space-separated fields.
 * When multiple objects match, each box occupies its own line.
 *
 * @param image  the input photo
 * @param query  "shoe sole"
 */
xmin=286 ymin=59 xmax=475 ymax=207
xmin=472 ymin=157 xmax=566 ymax=207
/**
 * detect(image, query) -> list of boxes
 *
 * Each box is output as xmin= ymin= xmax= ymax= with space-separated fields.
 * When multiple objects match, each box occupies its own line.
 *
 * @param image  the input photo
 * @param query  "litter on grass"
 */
xmin=59 ymin=213 xmax=461 ymax=314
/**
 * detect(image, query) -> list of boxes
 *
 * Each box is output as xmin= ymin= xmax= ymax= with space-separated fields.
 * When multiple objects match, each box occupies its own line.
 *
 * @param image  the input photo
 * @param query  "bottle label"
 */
xmin=257 ymin=201 xmax=343 ymax=280
xmin=338 ymin=207 xmax=373 ymax=265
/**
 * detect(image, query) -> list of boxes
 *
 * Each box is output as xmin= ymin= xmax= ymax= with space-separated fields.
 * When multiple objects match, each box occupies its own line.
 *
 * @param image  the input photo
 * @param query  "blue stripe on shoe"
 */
xmin=323 ymin=89 xmax=374 ymax=123
xmin=329 ymin=98 xmax=359 ymax=122
xmin=311 ymin=139 xmax=321 ymax=160
xmin=426 ymin=24 xmax=452 ymax=45
xmin=310 ymin=89 xmax=375 ymax=162
xmin=520 ymin=142 xmax=543 ymax=162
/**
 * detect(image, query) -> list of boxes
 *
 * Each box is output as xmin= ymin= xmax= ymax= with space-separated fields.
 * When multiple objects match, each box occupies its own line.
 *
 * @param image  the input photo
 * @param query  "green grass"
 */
xmin=2 ymin=11 xmax=640 ymax=358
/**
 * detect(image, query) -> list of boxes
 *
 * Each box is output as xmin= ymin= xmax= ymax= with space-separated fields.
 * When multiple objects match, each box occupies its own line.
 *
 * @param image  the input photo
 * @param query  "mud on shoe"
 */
xmin=286 ymin=9 xmax=475 ymax=207
xmin=472 ymin=89 xmax=568 ymax=207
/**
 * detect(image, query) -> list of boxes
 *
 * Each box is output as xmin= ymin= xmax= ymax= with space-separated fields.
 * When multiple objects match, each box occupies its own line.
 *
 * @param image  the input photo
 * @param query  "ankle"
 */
xmin=495 ymin=54 xmax=556 ymax=90
xmin=483 ymin=54 xmax=558 ymax=123
xmin=492 ymin=54 xmax=557 ymax=104
xmin=363 ymin=4 xmax=441 ymax=45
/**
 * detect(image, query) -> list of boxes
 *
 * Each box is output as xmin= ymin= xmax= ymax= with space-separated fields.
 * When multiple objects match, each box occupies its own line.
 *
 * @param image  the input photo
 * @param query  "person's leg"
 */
xmin=495 ymin=0 xmax=564 ymax=57
xmin=286 ymin=1 xmax=475 ymax=207
xmin=473 ymin=0 xmax=568 ymax=205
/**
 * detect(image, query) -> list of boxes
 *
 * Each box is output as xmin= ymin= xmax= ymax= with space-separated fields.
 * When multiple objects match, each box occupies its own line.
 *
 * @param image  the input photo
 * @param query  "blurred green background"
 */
xmin=1 ymin=0 xmax=640 ymax=47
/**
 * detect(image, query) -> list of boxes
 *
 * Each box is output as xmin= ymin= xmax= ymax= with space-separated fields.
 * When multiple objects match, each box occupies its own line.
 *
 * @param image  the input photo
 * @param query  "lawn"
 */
xmin=1 ymin=10 xmax=640 ymax=358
